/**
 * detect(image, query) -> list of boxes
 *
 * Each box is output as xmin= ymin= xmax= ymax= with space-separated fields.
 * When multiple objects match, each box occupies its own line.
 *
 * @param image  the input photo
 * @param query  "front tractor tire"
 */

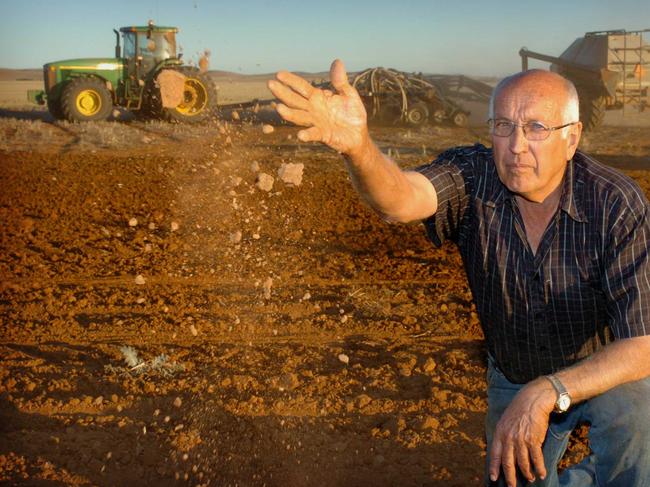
xmin=150 ymin=68 xmax=217 ymax=123
xmin=61 ymin=78 xmax=113 ymax=122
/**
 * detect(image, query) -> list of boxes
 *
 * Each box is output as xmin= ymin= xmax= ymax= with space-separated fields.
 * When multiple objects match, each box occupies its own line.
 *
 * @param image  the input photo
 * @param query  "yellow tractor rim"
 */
xmin=177 ymin=78 xmax=208 ymax=115
xmin=76 ymin=89 xmax=102 ymax=116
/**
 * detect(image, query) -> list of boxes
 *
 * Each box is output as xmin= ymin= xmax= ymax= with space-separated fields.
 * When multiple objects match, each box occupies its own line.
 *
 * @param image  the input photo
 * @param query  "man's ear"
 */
xmin=566 ymin=121 xmax=583 ymax=160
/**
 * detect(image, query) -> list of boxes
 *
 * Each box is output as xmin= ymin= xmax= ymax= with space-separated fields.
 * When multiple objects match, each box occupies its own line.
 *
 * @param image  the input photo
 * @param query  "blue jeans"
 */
xmin=485 ymin=356 xmax=650 ymax=486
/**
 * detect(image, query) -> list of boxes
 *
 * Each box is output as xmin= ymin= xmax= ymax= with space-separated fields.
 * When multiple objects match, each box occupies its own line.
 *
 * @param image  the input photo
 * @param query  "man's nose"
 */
xmin=509 ymin=125 xmax=528 ymax=153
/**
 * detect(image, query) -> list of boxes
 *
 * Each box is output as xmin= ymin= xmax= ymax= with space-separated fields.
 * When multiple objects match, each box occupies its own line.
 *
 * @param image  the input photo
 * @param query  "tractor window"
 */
xmin=149 ymin=32 xmax=176 ymax=61
xmin=123 ymin=33 xmax=136 ymax=59
xmin=137 ymin=33 xmax=155 ymax=57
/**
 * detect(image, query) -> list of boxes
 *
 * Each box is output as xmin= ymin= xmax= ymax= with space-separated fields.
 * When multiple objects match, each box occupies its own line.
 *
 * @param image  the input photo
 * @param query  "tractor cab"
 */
xmin=118 ymin=23 xmax=180 ymax=86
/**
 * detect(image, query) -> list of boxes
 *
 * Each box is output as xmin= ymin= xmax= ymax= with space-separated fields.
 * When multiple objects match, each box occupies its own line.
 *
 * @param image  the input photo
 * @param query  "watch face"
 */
xmin=558 ymin=395 xmax=571 ymax=412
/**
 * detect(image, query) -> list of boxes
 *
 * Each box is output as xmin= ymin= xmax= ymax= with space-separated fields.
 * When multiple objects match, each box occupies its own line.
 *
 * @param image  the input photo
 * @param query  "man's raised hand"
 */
xmin=267 ymin=59 xmax=369 ymax=156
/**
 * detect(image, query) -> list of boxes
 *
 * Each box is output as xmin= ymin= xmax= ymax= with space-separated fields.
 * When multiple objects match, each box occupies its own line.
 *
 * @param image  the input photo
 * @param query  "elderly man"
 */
xmin=268 ymin=61 xmax=650 ymax=486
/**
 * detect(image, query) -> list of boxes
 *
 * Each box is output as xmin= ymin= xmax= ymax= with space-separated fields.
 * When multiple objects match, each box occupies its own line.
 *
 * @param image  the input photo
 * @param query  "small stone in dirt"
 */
xmin=262 ymin=124 xmax=274 ymax=134
xmin=277 ymin=373 xmax=300 ymax=391
xmin=356 ymin=394 xmax=372 ymax=408
xmin=256 ymin=173 xmax=274 ymax=192
xmin=164 ymin=415 xmax=171 ymax=423
xmin=301 ymin=292 xmax=311 ymax=301
xmin=148 ymin=222 xmax=156 ymax=230
xmin=128 ymin=218 xmax=138 ymax=227
xmin=262 ymin=277 xmax=273 ymax=300
xmin=94 ymin=396 xmax=104 ymax=406
xmin=340 ymin=315 xmax=348 ymax=323
xmin=419 ymin=415 xmax=440 ymax=431
xmin=229 ymin=231 xmax=242 ymax=244
xmin=230 ymin=176 xmax=242 ymax=187
xmin=111 ymin=394 xmax=118 ymax=403
xmin=422 ymin=357 xmax=437 ymax=374
xmin=232 ymin=110 xmax=240 ymax=121
xmin=189 ymin=324 xmax=198 ymax=336
xmin=142 ymin=136 xmax=152 ymax=144
xmin=251 ymin=161 xmax=260 ymax=172
xmin=338 ymin=353 xmax=350 ymax=365
xmin=134 ymin=274 xmax=146 ymax=285
xmin=173 ymin=397 xmax=182 ymax=408
xmin=170 ymin=221 xmax=180 ymax=232
xmin=252 ymin=233 xmax=260 ymax=240
xmin=277 ymin=162 xmax=304 ymax=187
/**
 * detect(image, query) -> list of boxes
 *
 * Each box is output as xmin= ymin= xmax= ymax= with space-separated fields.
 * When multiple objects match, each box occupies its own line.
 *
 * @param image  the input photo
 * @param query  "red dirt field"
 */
xmin=0 ymin=111 xmax=649 ymax=486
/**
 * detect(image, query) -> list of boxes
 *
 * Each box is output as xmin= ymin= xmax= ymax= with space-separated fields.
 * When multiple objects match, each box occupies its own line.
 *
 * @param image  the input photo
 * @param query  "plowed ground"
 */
xmin=1 ymin=113 xmax=649 ymax=486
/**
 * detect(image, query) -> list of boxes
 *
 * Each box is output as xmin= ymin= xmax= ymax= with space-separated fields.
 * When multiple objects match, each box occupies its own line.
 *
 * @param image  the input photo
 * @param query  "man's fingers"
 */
xmin=502 ymin=443 xmax=518 ymax=487
xmin=330 ymin=59 xmax=355 ymax=98
xmin=275 ymin=70 xmax=315 ymax=99
xmin=267 ymin=80 xmax=311 ymax=110
xmin=530 ymin=444 xmax=547 ymax=480
xmin=488 ymin=438 xmax=503 ymax=481
xmin=276 ymin=104 xmax=314 ymax=127
xmin=297 ymin=126 xmax=323 ymax=143
xmin=515 ymin=442 xmax=534 ymax=482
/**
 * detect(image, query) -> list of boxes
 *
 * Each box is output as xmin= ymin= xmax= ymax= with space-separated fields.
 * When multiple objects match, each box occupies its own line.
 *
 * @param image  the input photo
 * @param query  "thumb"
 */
xmin=330 ymin=59 xmax=355 ymax=97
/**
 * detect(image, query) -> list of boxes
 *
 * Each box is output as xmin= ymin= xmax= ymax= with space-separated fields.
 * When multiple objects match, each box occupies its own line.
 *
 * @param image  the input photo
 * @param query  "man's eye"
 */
xmin=527 ymin=122 xmax=548 ymax=132
xmin=495 ymin=121 xmax=513 ymax=129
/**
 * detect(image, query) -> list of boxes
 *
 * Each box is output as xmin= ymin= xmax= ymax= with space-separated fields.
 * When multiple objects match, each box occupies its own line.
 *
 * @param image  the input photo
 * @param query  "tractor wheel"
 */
xmin=578 ymin=93 xmax=606 ymax=132
xmin=47 ymin=98 xmax=65 ymax=121
xmin=161 ymin=68 xmax=217 ymax=123
xmin=406 ymin=103 xmax=429 ymax=126
xmin=61 ymin=77 xmax=113 ymax=122
xmin=452 ymin=111 xmax=468 ymax=127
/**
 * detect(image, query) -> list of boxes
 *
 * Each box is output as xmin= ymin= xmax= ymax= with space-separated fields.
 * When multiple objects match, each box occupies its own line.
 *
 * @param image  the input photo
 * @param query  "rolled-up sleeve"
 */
xmin=414 ymin=145 xmax=482 ymax=246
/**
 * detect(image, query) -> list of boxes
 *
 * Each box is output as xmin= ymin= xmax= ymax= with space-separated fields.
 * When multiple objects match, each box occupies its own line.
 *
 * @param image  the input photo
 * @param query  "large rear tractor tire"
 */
xmin=61 ymin=77 xmax=113 ymax=122
xmin=578 ymin=93 xmax=606 ymax=132
xmin=157 ymin=68 xmax=218 ymax=123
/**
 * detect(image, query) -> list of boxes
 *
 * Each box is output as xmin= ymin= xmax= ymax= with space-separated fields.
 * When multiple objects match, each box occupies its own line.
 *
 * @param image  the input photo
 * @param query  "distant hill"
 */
xmin=0 ymin=69 xmax=43 ymax=81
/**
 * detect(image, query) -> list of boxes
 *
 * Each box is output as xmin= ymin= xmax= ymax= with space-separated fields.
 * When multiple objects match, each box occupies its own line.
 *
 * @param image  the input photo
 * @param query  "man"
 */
xmin=268 ymin=60 xmax=650 ymax=486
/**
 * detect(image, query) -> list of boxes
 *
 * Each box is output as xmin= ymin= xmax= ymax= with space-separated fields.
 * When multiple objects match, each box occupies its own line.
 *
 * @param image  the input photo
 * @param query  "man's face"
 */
xmin=491 ymin=83 xmax=581 ymax=203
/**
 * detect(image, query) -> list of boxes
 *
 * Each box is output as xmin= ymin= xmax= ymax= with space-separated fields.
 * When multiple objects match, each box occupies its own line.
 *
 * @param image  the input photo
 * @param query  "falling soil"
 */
xmin=0 ymin=114 xmax=648 ymax=486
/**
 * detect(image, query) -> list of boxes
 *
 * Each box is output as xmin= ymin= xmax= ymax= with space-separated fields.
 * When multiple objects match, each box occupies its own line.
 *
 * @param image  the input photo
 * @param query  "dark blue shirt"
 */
xmin=416 ymin=144 xmax=650 ymax=383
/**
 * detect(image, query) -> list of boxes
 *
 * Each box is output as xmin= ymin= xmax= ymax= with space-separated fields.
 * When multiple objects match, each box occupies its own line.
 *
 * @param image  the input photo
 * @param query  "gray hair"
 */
xmin=488 ymin=70 xmax=580 ymax=132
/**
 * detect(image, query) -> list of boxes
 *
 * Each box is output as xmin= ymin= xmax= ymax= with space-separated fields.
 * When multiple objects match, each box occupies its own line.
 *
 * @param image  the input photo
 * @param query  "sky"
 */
xmin=1 ymin=0 xmax=648 ymax=76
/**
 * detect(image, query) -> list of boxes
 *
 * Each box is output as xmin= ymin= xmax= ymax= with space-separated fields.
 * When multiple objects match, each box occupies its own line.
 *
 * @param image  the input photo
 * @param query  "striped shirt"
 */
xmin=416 ymin=144 xmax=650 ymax=384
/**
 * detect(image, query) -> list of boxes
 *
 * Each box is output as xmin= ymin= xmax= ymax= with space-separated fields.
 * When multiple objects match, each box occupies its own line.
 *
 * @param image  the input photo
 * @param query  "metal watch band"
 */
xmin=546 ymin=374 xmax=571 ymax=412
xmin=546 ymin=374 xmax=567 ymax=396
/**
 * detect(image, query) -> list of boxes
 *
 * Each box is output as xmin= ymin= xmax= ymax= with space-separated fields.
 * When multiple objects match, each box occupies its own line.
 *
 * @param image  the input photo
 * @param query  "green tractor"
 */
xmin=28 ymin=21 xmax=217 ymax=123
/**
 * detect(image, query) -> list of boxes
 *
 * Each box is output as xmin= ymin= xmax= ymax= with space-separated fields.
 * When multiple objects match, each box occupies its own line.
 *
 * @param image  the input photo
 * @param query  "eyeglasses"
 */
xmin=487 ymin=119 xmax=578 ymax=141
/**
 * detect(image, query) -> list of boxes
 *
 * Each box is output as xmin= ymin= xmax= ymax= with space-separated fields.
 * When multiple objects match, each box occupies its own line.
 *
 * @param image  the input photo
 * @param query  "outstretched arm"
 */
xmin=268 ymin=59 xmax=437 ymax=223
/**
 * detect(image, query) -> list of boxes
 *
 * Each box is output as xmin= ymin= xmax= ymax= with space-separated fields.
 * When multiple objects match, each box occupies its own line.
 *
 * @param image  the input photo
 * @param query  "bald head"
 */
xmin=489 ymin=70 xmax=579 ymax=126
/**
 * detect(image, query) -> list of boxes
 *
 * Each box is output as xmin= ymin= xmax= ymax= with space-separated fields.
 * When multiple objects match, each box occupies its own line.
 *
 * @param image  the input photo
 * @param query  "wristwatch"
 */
xmin=545 ymin=374 xmax=571 ymax=413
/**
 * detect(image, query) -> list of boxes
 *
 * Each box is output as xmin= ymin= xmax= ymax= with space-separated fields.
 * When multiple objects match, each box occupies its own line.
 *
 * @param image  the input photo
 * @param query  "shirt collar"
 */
xmin=485 ymin=153 xmax=588 ymax=223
